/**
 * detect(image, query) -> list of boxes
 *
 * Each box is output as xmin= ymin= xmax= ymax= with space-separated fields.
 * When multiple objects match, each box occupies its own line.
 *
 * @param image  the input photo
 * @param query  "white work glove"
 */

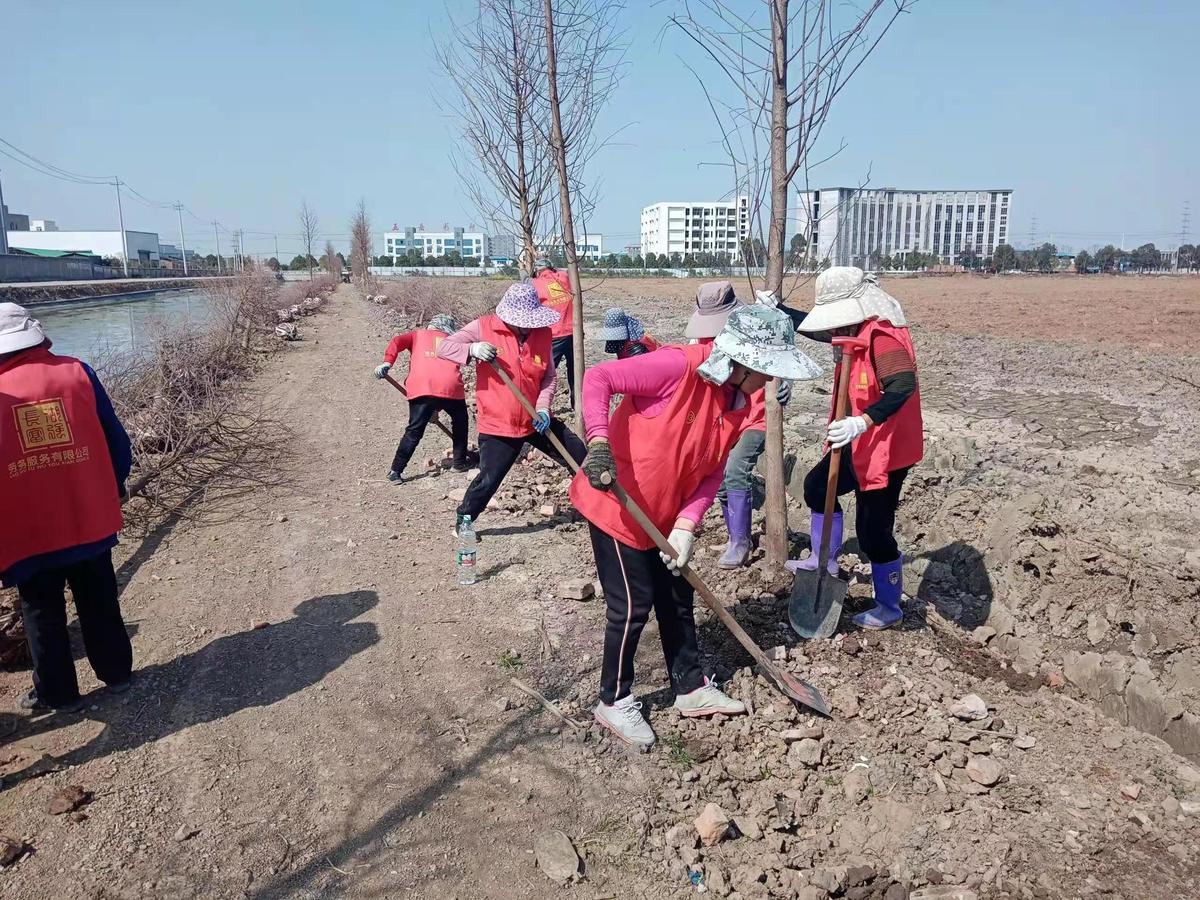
xmin=469 ymin=341 xmax=498 ymax=362
xmin=754 ymin=289 xmax=780 ymax=308
xmin=828 ymin=415 xmax=868 ymax=449
xmin=373 ymin=363 xmax=391 ymax=379
xmin=660 ymin=528 xmax=695 ymax=575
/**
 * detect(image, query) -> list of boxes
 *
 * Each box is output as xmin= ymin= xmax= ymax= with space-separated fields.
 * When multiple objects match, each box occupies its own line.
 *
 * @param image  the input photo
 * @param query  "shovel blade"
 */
xmin=788 ymin=569 xmax=849 ymax=640
xmin=769 ymin=666 xmax=830 ymax=717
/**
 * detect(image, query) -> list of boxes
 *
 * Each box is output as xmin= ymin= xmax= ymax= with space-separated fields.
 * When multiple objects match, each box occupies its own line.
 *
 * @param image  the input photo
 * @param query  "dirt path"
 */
xmin=2 ymin=279 xmax=1198 ymax=900
xmin=0 ymin=286 xmax=648 ymax=898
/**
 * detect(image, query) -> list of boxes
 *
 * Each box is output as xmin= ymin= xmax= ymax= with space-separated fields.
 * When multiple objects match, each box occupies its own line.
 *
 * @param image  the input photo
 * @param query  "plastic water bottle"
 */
xmin=456 ymin=515 xmax=478 ymax=585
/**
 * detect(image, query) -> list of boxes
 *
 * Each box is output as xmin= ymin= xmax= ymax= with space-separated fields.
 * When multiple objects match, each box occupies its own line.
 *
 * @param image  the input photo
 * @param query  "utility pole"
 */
xmin=175 ymin=203 xmax=189 ymax=276
xmin=274 ymin=234 xmax=280 ymax=267
xmin=213 ymin=222 xmax=223 ymax=273
xmin=113 ymin=178 xmax=129 ymax=277
xmin=0 ymin=168 xmax=9 ymax=256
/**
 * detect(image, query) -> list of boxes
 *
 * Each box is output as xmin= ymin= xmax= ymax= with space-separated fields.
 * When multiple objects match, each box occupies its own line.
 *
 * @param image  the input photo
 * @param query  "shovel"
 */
xmin=788 ymin=335 xmax=865 ymax=641
xmin=489 ymin=362 xmax=829 ymax=717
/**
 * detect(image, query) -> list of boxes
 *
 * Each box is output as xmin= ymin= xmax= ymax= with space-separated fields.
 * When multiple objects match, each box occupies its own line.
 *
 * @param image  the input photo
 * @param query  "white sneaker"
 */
xmin=594 ymin=694 xmax=656 ymax=747
xmin=673 ymin=677 xmax=746 ymax=717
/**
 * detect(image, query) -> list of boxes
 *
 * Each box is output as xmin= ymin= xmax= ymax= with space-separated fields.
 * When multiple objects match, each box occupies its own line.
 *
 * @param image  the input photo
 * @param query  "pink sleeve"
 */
xmin=677 ymin=467 xmax=725 ymax=525
xmin=536 ymin=348 xmax=558 ymax=411
xmin=436 ymin=319 xmax=483 ymax=365
xmin=582 ymin=347 xmax=688 ymax=442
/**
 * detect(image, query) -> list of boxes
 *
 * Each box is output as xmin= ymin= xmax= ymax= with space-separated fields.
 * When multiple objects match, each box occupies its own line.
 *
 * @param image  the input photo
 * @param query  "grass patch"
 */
xmin=662 ymin=732 xmax=696 ymax=769
xmin=499 ymin=650 xmax=524 ymax=673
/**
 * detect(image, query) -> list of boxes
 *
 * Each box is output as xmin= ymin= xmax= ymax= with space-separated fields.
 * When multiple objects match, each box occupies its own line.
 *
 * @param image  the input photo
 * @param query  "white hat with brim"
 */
xmin=798 ymin=266 xmax=907 ymax=333
xmin=495 ymin=282 xmax=561 ymax=330
xmin=0 ymin=303 xmax=47 ymax=355
xmin=685 ymin=280 xmax=745 ymax=339
xmin=698 ymin=306 xmax=823 ymax=385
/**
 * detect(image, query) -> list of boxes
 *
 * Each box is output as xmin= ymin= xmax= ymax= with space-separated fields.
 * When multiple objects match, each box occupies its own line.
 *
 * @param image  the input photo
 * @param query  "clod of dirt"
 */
xmin=533 ymin=829 xmax=580 ymax=883
xmin=558 ymin=579 xmax=595 ymax=601
xmin=965 ymin=755 xmax=1003 ymax=787
xmin=0 ymin=834 xmax=29 ymax=867
xmin=694 ymin=803 xmax=732 ymax=847
xmin=251 ymin=620 xmax=269 ymax=631
xmin=46 ymin=785 xmax=92 ymax=816
xmin=949 ymin=694 xmax=988 ymax=721
xmin=173 ymin=823 xmax=200 ymax=842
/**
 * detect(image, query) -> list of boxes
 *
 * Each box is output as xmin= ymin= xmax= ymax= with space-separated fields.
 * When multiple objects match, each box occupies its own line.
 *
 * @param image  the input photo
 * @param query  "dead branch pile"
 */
xmin=374 ymin=278 xmax=495 ymax=329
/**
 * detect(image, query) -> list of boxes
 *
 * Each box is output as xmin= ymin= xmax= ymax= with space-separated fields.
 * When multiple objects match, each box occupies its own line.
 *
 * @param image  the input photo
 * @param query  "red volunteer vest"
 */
xmin=834 ymin=319 xmax=924 ymax=490
xmin=617 ymin=335 xmax=659 ymax=359
xmin=533 ymin=270 xmax=573 ymax=339
xmin=570 ymin=344 xmax=749 ymax=550
xmin=0 ymin=348 xmax=123 ymax=573
xmin=404 ymin=330 xmax=466 ymax=401
xmin=474 ymin=315 xmax=552 ymax=438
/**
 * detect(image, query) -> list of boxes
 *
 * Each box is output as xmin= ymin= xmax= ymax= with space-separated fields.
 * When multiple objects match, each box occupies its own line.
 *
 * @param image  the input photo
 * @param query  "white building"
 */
xmin=640 ymin=197 xmax=749 ymax=261
xmin=383 ymin=226 xmax=490 ymax=261
xmin=797 ymin=187 xmax=1013 ymax=268
xmin=539 ymin=233 xmax=604 ymax=262
xmin=6 ymin=229 xmax=161 ymax=264
xmin=30 ymin=219 xmax=58 ymax=232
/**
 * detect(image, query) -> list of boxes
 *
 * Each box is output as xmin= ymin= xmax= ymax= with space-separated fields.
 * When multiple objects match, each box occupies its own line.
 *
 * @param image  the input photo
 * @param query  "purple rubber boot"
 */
xmin=853 ymin=556 xmax=904 ymax=630
xmin=717 ymin=490 xmax=753 ymax=568
xmin=784 ymin=511 xmax=842 ymax=576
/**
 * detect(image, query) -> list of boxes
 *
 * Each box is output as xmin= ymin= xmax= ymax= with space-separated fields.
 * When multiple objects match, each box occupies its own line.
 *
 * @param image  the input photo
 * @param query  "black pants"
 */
xmin=456 ymin=421 xmax=586 ymax=522
xmin=552 ymin=336 xmax=575 ymax=409
xmin=590 ymin=524 xmax=704 ymax=705
xmin=390 ymin=396 xmax=469 ymax=475
xmin=17 ymin=549 xmax=132 ymax=707
xmin=803 ymin=453 xmax=910 ymax=565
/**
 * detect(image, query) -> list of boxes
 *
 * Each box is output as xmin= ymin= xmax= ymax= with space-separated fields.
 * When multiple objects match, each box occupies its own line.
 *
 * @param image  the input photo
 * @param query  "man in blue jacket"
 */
xmin=0 ymin=303 xmax=134 ymax=714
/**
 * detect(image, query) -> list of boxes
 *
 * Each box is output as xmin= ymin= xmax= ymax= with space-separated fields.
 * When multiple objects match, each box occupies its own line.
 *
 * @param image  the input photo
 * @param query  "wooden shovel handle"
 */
xmin=816 ymin=349 xmax=856 ymax=570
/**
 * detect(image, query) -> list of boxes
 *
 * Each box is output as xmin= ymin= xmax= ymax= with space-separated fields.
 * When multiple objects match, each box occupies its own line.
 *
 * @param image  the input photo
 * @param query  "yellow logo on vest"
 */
xmin=857 ymin=372 xmax=870 ymax=391
xmin=533 ymin=354 xmax=543 ymax=365
xmin=13 ymin=399 xmax=73 ymax=454
xmin=685 ymin=411 xmax=697 ymax=425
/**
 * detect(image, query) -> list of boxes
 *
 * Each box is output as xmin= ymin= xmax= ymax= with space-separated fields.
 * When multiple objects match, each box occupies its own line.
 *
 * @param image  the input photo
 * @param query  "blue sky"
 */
xmin=4 ymin=0 xmax=1196 ymax=258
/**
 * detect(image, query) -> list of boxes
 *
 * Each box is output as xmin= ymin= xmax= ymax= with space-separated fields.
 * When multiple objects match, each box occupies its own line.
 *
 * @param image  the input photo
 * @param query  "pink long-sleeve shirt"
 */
xmin=437 ymin=318 xmax=558 ymax=411
xmin=582 ymin=347 xmax=746 ymax=525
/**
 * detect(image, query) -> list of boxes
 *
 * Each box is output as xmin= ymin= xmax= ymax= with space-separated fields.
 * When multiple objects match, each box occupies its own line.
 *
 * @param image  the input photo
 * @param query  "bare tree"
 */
xmin=540 ymin=0 xmax=625 ymax=415
xmin=350 ymin=198 xmax=373 ymax=288
xmin=672 ymin=0 xmax=914 ymax=567
xmin=299 ymin=200 xmax=319 ymax=282
xmin=437 ymin=0 xmax=558 ymax=276
xmin=323 ymin=239 xmax=342 ymax=279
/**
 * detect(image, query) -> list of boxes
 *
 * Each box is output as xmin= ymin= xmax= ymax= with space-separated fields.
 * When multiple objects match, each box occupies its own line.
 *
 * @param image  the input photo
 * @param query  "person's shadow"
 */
xmin=907 ymin=541 xmax=993 ymax=630
xmin=4 ymin=590 xmax=378 ymax=781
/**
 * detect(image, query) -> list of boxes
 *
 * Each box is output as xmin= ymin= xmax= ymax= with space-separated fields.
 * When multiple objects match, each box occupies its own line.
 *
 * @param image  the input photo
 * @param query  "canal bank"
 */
xmin=1 ymin=275 xmax=236 ymax=307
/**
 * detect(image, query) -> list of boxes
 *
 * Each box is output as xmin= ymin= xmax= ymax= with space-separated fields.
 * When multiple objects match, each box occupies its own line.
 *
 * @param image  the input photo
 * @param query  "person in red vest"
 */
xmin=532 ymin=258 xmax=576 ymax=408
xmin=438 ymin=283 xmax=586 ymax=531
xmin=0 ymin=303 xmax=133 ymax=714
xmin=684 ymin=283 xmax=819 ymax=570
xmin=786 ymin=267 xmax=924 ymax=630
xmin=571 ymin=306 xmax=820 ymax=747
xmin=597 ymin=307 xmax=658 ymax=359
xmin=373 ymin=314 xmax=471 ymax=481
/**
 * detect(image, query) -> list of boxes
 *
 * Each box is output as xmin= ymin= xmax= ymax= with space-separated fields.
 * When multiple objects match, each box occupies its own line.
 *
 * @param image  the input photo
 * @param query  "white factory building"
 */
xmin=640 ymin=197 xmax=749 ymax=261
xmin=797 ymin=187 xmax=1013 ymax=267
xmin=538 ymin=233 xmax=604 ymax=262
xmin=383 ymin=226 xmax=490 ymax=260
xmin=5 ymin=229 xmax=161 ymax=264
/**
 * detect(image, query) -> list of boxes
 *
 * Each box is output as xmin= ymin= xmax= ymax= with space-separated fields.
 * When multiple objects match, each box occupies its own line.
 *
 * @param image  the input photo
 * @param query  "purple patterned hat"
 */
xmin=495 ymin=282 xmax=561 ymax=330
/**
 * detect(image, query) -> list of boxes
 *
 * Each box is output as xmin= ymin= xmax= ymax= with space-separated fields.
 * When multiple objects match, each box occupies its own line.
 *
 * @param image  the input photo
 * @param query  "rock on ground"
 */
xmin=533 ymin=829 xmax=581 ymax=883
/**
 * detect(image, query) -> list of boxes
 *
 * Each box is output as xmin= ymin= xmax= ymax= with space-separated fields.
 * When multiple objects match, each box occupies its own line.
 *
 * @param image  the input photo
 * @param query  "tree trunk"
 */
xmin=543 ymin=0 xmax=586 ymax=420
xmin=763 ymin=0 xmax=791 ymax=568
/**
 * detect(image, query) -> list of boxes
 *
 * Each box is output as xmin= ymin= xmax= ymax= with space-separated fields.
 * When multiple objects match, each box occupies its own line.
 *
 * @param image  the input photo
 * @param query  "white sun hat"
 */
xmin=798 ymin=267 xmax=907 ymax=333
xmin=0 ymin=303 xmax=48 ymax=354
xmin=698 ymin=306 xmax=823 ymax=385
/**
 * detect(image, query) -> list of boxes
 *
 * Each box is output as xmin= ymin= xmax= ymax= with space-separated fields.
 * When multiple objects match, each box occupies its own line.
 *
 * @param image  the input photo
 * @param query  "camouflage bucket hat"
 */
xmin=699 ymin=305 xmax=823 ymax=384
xmin=427 ymin=314 xmax=458 ymax=335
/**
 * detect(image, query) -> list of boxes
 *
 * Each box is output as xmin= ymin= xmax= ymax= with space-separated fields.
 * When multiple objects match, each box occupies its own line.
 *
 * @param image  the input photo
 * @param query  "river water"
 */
xmin=31 ymin=289 xmax=216 ymax=366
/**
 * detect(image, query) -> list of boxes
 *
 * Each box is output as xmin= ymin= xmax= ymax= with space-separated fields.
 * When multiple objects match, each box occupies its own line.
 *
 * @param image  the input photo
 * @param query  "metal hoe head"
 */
xmin=788 ymin=568 xmax=848 ymax=641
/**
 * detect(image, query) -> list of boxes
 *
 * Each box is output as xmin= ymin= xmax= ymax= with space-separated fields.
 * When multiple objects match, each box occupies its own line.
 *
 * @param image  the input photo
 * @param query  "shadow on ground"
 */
xmin=4 ymin=590 xmax=378 ymax=781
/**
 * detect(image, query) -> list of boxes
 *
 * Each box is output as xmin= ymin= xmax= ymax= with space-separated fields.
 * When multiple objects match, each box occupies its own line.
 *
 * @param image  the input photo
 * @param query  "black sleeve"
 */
xmin=778 ymin=304 xmax=808 ymax=332
xmin=863 ymin=371 xmax=917 ymax=424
